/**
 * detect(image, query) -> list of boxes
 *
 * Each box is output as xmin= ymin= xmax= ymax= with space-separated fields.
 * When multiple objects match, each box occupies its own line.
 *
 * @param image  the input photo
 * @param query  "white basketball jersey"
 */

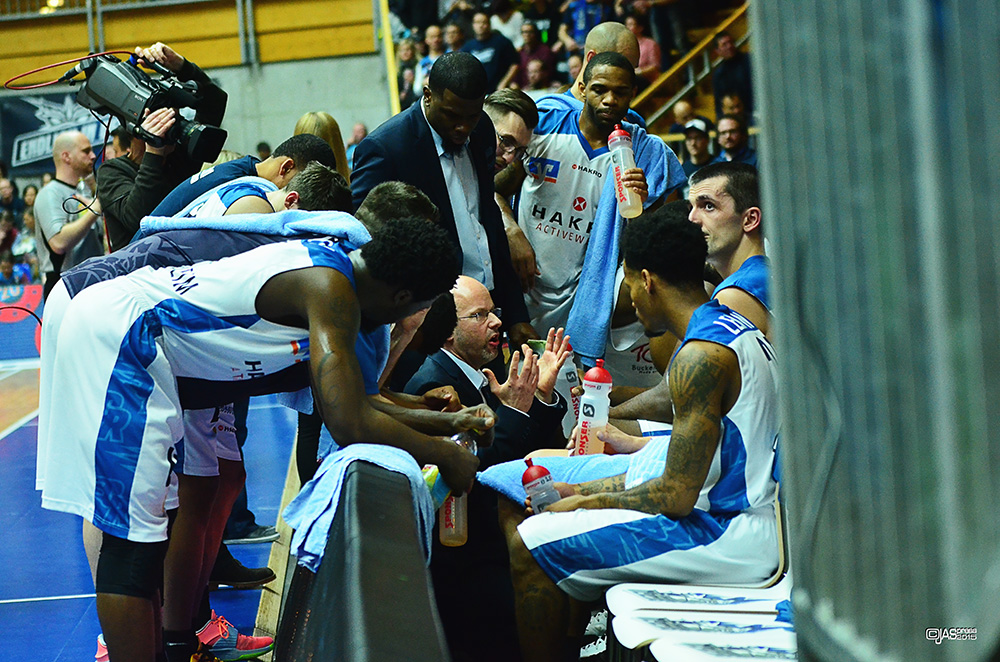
xmin=517 ymin=106 xmax=613 ymax=331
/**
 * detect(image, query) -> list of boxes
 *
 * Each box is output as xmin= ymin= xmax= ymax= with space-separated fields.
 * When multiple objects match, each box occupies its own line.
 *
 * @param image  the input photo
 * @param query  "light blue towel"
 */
xmin=282 ymin=443 xmax=436 ymax=571
xmin=564 ymin=123 xmax=687 ymax=366
xmin=137 ymin=208 xmax=373 ymax=246
xmin=478 ymin=454 xmax=630 ymax=507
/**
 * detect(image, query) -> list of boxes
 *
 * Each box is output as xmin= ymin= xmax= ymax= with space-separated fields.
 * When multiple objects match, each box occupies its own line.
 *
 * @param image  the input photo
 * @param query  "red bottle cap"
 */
xmin=583 ymin=358 xmax=613 ymax=384
xmin=609 ymin=124 xmax=630 ymax=140
xmin=523 ymin=458 xmax=551 ymax=484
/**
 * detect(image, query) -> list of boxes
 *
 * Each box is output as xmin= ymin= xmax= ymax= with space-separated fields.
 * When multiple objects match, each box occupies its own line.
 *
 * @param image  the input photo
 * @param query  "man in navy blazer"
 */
xmin=351 ymin=52 xmax=537 ymax=352
xmin=404 ymin=275 xmax=570 ymax=662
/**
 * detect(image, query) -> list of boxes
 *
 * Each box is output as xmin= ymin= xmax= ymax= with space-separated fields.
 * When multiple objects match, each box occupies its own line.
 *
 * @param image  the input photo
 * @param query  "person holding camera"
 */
xmin=97 ymin=42 xmax=227 ymax=252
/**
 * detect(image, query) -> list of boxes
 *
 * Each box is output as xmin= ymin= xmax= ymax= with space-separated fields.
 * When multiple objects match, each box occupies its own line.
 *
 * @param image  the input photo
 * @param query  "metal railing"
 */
xmin=633 ymin=2 xmax=750 ymax=127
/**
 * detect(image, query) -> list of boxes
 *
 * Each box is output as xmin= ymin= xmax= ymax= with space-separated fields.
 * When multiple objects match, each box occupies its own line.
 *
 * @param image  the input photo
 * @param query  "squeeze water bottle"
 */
xmin=439 ymin=432 xmax=478 ymax=547
xmin=575 ymin=359 xmax=613 ymax=455
xmin=608 ymin=124 xmax=643 ymax=219
xmin=522 ymin=459 xmax=562 ymax=512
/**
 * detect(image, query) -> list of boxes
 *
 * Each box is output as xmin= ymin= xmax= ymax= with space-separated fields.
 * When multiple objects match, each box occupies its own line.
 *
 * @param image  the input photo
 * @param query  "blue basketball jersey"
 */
xmin=626 ymin=300 xmax=779 ymax=516
xmin=105 ymin=238 xmax=388 ymax=406
xmin=151 ymin=156 xmax=259 ymax=216
xmin=174 ymin=176 xmax=277 ymax=218
xmin=712 ymin=254 xmax=770 ymax=311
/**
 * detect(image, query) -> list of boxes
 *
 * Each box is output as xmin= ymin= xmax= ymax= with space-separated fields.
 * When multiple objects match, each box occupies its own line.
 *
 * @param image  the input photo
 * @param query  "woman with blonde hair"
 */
xmin=294 ymin=112 xmax=350 ymax=182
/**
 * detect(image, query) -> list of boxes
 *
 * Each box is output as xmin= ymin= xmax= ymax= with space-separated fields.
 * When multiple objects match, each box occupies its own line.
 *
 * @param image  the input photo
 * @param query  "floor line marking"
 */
xmin=0 ymin=409 xmax=38 ymax=442
xmin=0 ymin=593 xmax=95 ymax=605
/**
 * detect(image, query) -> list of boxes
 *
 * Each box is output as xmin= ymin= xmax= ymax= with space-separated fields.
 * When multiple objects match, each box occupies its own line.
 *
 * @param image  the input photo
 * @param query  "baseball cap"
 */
xmin=684 ymin=119 xmax=710 ymax=136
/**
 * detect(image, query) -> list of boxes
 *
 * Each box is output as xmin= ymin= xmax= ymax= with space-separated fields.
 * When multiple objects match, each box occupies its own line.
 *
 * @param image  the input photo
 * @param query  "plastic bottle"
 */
xmin=608 ymin=124 xmax=643 ymax=219
xmin=438 ymin=432 xmax=478 ymax=547
xmin=575 ymin=359 xmax=613 ymax=455
xmin=522 ymin=458 xmax=562 ymax=512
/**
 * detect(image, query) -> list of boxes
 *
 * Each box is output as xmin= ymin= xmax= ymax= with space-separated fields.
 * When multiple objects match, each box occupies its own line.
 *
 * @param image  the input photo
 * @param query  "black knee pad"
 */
xmin=95 ymin=533 xmax=168 ymax=599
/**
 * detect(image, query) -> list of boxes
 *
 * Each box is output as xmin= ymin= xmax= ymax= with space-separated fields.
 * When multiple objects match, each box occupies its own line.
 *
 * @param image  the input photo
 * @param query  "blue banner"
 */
xmin=0 ymin=284 xmax=43 ymax=360
xmin=1 ymin=91 xmax=111 ymax=177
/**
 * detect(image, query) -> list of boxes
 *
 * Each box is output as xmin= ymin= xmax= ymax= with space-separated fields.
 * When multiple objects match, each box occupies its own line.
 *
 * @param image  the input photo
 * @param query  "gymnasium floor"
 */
xmin=0 ymin=361 xmax=296 ymax=661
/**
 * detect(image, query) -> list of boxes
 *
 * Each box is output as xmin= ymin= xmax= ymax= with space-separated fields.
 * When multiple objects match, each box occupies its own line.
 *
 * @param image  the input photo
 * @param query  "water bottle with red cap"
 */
xmin=522 ymin=458 xmax=562 ymax=512
xmin=608 ymin=124 xmax=643 ymax=218
xmin=438 ymin=432 xmax=478 ymax=547
xmin=575 ymin=359 xmax=613 ymax=455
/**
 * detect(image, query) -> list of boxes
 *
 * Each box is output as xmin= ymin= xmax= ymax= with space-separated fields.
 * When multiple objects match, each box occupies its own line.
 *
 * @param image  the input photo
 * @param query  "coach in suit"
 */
xmin=405 ymin=275 xmax=570 ymax=662
xmin=351 ymin=52 xmax=537 ymax=353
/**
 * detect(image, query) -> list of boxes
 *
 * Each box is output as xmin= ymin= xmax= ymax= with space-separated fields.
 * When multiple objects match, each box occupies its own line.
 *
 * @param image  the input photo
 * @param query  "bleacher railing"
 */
xmin=633 ymin=2 xmax=750 ymax=128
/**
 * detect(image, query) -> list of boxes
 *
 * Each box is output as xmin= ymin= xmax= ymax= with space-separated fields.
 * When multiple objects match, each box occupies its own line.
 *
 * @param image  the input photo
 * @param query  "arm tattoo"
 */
xmin=577 ymin=473 xmax=626 ymax=496
xmin=595 ymin=343 xmax=729 ymax=516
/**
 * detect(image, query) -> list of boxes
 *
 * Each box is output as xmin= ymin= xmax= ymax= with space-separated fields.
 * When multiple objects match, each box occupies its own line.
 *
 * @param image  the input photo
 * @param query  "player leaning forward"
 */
xmin=38 ymin=217 xmax=476 ymax=662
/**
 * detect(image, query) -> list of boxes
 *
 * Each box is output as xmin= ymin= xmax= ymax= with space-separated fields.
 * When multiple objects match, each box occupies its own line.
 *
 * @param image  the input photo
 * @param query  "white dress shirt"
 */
xmin=421 ymin=100 xmax=494 ymax=290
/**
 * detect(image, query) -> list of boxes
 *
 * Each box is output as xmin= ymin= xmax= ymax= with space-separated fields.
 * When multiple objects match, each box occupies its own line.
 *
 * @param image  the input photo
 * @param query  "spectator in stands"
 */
xmin=648 ymin=0 xmax=691 ymax=70
xmin=501 ymin=207 xmax=780 ymax=662
xmin=462 ymin=11 xmax=520 ymax=91
xmin=625 ymin=11 xmax=661 ymax=89
xmin=712 ymin=31 xmax=753 ymax=118
xmin=521 ymin=58 xmax=559 ymax=99
xmin=416 ymin=24 xmax=446 ymax=89
xmin=444 ymin=20 xmax=467 ymax=52
xmin=34 ymin=130 xmax=103 ymax=299
xmin=558 ymin=0 xmax=613 ymax=55
xmin=665 ymin=98 xmax=712 ymax=159
xmin=721 ymin=91 xmax=755 ymax=127
xmin=515 ymin=21 xmax=556 ymax=89
xmin=667 ymin=98 xmax=711 ymax=134
xmin=294 ymin=111 xmax=351 ymax=181
xmin=716 ymin=113 xmax=758 ymax=167
xmin=566 ymin=52 xmax=583 ymax=83
xmin=405 ymin=275 xmax=570 ymax=662
xmin=0 ymin=251 xmax=29 ymax=285
xmin=491 ymin=0 xmax=525 ymax=48
xmin=0 ymin=211 xmax=16 ymax=253
xmin=0 ymin=178 xmax=25 ymax=223
xmin=41 ymin=172 xmax=53 ymax=186
xmin=12 ymin=208 xmax=36 ymax=262
xmin=399 ymin=67 xmax=420 ymax=109
xmin=521 ymin=0 xmax=563 ymax=50
xmin=679 ymin=118 xmax=716 ymax=196
xmin=22 ymin=184 xmax=37 ymax=210
xmin=397 ymin=38 xmax=421 ymax=108
xmin=256 ymin=141 xmax=271 ymax=160
xmin=351 ymin=52 xmax=538 ymax=351
xmin=345 ymin=122 xmax=368 ymax=171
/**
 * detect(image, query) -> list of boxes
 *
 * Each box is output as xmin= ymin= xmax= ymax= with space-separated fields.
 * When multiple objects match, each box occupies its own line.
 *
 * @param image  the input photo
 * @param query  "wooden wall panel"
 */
xmin=257 ymin=23 xmax=374 ymax=62
xmin=1 ymin=14 xmax=90 ymax=84
xmin=1 ymin=0 xmax=375 ymax=86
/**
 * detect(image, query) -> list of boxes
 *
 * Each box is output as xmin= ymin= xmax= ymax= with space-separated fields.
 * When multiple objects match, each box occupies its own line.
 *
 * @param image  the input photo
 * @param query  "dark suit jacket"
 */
xmin=405 ymin=349 xmax=566 ymax=469
xmin=404 ymin=349 xmax=566 ymax=662
xmin=350 ymin=101 xmax=530 ymax=329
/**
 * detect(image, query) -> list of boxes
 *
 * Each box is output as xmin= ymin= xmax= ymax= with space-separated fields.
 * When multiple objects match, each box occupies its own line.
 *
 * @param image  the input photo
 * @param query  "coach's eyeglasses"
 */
xmin=458 ymin=307 xmax=502 ymax=323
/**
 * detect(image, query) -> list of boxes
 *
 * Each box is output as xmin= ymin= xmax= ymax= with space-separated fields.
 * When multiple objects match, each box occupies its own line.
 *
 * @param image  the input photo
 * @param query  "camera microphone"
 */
xmin=59 ymin=55 xmax=99 ymax=82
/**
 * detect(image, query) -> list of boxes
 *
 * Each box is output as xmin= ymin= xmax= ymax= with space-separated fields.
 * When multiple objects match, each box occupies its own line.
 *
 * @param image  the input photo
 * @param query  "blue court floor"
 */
xmin=0 ymin=389 xmax=296 ymax=661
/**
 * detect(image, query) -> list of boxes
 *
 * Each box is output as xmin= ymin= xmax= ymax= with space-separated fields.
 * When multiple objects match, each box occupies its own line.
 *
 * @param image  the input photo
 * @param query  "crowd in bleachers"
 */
xmin=20 ymin=10 xmax=783 ymax=660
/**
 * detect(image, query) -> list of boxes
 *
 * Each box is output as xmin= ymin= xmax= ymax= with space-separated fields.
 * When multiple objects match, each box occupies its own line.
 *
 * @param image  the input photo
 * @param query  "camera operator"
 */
xmin=97 ymin=42 xmax=227 ymax=252
xmin=34 ymin=130 xmax=103 ymax=299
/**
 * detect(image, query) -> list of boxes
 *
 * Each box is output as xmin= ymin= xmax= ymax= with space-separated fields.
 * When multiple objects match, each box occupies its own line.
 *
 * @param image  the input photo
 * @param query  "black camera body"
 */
xmin=72 ymin=54 xmax=226 ymax=163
